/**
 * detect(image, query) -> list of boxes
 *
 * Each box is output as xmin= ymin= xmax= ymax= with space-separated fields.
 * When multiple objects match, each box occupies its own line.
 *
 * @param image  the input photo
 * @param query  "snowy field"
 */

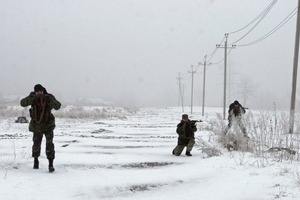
xmin=1 ymin=106 xmax=300 ymax=200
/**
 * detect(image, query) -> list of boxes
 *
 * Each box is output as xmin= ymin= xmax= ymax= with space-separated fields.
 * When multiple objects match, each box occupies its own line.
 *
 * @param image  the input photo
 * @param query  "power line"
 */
xmin=180 ymin=72 xmax=191 ymax=81
xmin=207 ymin=36 xmax=226 ymax=63
xmin=227 ymin=0 xmax=278 ymax=35
xmin=237 ymin=7 xmax=297 ymax=47
xmin=210 ymin=49 xmax=234 ymax=65
xmin=229 ymin=0 xmax=278 ymax=45
xmin=210 ymin=1 xmax=289 ymax=63
xmin=204 ymin=0 xmax=276 ymax=64
xmin=207 ymin=0 xmax=279 ymax=64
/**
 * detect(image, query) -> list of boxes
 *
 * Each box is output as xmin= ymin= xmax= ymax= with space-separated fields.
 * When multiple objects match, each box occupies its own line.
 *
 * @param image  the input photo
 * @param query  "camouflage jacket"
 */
xmin=20 ymin=92 xmax=61 ymax=132
xmin=176 ymin=120 xmax=197 ymax=140
xmin=228 ymin=103 xmax=246 ymax=117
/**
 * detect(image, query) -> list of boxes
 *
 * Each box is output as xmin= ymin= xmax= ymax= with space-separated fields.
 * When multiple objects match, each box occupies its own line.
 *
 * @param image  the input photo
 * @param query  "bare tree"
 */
xmin=237 ymin=77 xmax=257 ymax=106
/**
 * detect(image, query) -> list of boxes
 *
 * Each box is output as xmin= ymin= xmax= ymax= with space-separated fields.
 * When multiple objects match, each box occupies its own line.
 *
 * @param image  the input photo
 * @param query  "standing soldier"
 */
xmin=172 ymin=114 xmax=197 ymax=156
xmin=20 ymin=84 xmax=61 ymax=172
xmin=225 ymin=100 xmax=248 ymax=137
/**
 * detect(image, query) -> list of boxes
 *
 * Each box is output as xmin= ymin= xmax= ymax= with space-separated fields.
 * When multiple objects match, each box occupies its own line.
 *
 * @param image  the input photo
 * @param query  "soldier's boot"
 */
xmin=33 ymin=157 xmax=39 ymax=169
xmin=185 ymin=151 xmax=192 ymax=156
xmin=48 ymin=159 xmax=55 ymax=173
xmin=172 ymin=149 xmax=175 ymax=155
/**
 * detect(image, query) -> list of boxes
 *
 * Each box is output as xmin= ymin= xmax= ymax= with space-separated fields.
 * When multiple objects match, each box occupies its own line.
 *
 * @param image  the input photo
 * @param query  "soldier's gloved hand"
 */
xmin=29 ymin=92 xmax=36 ymax=97
xmin=44 ymin=94 xmax=51 ymax=103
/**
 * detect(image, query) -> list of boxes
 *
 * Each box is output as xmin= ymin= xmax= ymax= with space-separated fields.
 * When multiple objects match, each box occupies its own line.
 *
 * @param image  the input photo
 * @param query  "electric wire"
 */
xmin=236 ymin=7 xmax=297 ymax=47
xmin=229 ymin=0 xmax=277 ymax=45
xmin=207 ymin=0 xmax=277 ymax=65
xmin=206 ymin=36 xmax=226 ymax=63
xmin=227 ymin=0 xmax=278 ymax=35
xmin=180 ymin=72 xmax=191 ymax=81
xmin=210 ymin=49 xmax=233 ymax=65
xmin=179 ymin=0 xmax=290 ymax=81
xmin=207 ymin=0 xmax=277 ymax=64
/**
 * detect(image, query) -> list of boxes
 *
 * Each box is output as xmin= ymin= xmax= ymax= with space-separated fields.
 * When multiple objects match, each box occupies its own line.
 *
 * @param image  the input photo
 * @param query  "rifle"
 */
xmin=190 ymin=120 xmax=203 ymax=125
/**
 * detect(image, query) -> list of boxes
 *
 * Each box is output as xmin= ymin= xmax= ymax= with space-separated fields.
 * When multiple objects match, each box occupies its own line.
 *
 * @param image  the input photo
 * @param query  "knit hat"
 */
xmin=234 ymin=100 xmax=239 ymax=105
xmin=182 ymin=114 xmax=189 ymax=120
xmin=34 ymin=84 xmax=44 ymax=92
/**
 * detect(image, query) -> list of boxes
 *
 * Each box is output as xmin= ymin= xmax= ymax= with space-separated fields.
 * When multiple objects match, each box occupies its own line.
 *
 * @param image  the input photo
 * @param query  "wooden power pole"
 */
xmin=198 ymin=55 xmax=212 ymax=116
xmin=217 ymin=33 xmax=235 ymax=119
xmin=289 ymin=0 xmax=300 ymax=133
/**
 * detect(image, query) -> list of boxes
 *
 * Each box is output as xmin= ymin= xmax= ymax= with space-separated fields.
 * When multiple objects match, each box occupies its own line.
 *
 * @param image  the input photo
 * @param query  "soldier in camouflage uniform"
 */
xmin=224 ymin=100 xmax=248 ymax=137
xmin=20 ymin=84 xmax=61 ymax=172
xmin=172 ymin=114 xmax=197 ymax=156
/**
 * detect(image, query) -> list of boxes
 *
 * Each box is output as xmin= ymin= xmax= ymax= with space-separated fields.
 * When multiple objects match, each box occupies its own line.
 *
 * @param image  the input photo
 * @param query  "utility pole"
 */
xmin=177 ymin=73 xmax=184 ymax=112
xmin=198 ymin=55 xmax=212 ymax=116
xmin=189 ymin=65 xmax=197 ymax=114
xmin=217 ymin=33 xmax=236 ymax=119
xmin=289 ymin=0 xmax=300 ymax=133
xmin=177 ymin=73 xmax=181 ymax=106
xmin=182 ymin=83 xmax=185 ymax=110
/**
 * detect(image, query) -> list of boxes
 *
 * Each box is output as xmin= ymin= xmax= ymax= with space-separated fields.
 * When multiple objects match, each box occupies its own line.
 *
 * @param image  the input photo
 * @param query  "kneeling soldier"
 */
xmin=172 ymin=114 xmax=197 ymax=156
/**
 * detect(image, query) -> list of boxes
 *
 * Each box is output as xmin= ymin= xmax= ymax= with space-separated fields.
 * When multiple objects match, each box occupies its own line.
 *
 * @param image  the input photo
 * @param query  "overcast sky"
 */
xmin=0 ymin=0 xmax=298 ymax=108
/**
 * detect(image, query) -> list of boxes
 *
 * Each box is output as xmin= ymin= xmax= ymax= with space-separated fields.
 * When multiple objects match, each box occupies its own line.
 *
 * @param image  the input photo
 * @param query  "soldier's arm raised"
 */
xmin=20 ymin=92 xmax=35 ymax=107
xmin=46 ymin=94 xmax=61 ymax=110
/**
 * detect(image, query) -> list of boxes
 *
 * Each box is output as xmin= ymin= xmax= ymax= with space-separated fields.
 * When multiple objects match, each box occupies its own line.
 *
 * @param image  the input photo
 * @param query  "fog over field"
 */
xmin=0 ymin=0 xmax=298 ymax=109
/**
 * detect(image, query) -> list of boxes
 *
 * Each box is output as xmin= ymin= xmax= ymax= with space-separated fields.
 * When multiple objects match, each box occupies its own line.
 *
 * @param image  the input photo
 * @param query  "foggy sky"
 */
xmin=0 ymin=0 xmax=298 ymax=109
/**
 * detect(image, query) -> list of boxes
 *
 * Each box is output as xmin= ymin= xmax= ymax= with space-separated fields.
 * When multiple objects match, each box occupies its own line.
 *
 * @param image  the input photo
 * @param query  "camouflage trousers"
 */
xmin=172 ymin=138 xmax=195 ymax=156
xmin=32 ymin=131 xmax=55 ymax=159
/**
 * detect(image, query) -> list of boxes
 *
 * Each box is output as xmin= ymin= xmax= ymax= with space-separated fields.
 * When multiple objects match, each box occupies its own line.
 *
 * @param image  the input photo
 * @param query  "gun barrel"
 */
xmin=190 ymin=120 xmax=203 ymax=123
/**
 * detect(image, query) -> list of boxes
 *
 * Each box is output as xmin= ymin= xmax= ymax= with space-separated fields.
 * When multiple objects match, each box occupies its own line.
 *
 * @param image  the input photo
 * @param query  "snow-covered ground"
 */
xmin=1 ymin=106 xmax=300 ymax=200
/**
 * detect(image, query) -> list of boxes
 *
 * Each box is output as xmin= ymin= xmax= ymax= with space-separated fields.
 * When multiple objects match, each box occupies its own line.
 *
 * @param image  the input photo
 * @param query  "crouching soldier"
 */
xmin=20 ymin=84 xmax=61 ymax=172
xmin=172 ymin=114 xmax=197 ymax=156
